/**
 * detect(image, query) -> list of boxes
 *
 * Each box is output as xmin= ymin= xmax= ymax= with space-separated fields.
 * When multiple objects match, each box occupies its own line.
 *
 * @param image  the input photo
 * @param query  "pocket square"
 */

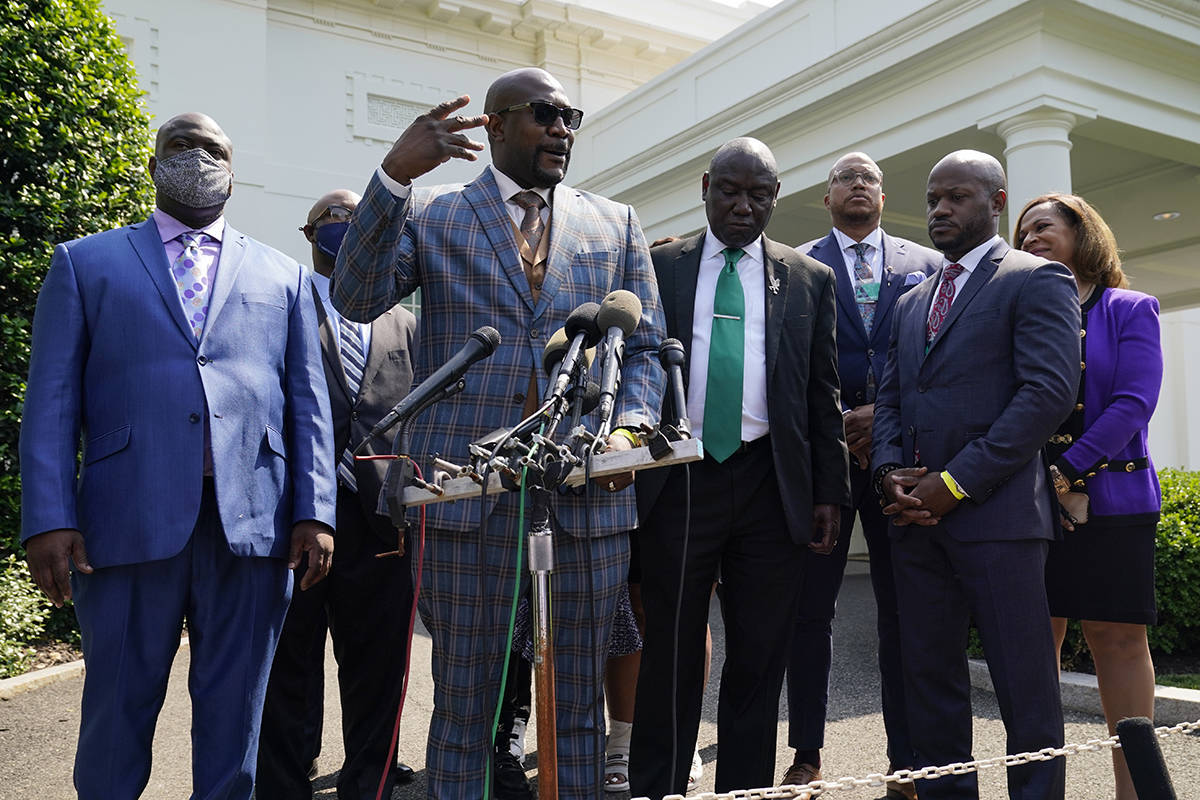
xmin=903 ymin=272 xmax=928 ymax=287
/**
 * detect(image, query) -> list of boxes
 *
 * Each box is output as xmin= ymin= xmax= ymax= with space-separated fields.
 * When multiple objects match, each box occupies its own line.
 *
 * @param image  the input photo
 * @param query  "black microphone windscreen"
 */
xmin=471 ymin=325 xmax=502 ymax=353
xmin=596 ymin=289 xmax=642 ymax=337
xmin=576 ymin=380 xmax=602 ymax=415
xmin=1116 ymin=716 xmax=1177 ymax=799
xmin=542 ymin=328 xmax=569 ymax=374
xmin=565 ymin=302 xmax=602 ymax=345
xmin=659 ymin=338 xmax=686 ymax=368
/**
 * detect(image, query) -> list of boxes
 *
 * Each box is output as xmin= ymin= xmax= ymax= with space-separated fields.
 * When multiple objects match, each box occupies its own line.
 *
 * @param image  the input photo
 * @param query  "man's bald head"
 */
xmin=484 ymin=68 xmax=564 ymax=114
xmin=308 ymin=189 xmax=360 ymax=225
xmin=828 ymin=151 xmax=880 ymax=185
xmin=926 ymin=149 xmax=1008 ymax=260
xmin=703 ymin=137 xmax=780 ymax=249
xmin=709 ymin=137 xmax=778 ymax=181
xmin=154 ymin=112 xmax=233 ymax=159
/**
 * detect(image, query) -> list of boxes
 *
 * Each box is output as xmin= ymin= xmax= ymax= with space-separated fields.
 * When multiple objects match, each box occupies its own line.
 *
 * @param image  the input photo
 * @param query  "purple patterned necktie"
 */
xmin=926 ymin=263 xmax=965 ymax=344
xmin=172 ymin=231 xmax=212 ymax=339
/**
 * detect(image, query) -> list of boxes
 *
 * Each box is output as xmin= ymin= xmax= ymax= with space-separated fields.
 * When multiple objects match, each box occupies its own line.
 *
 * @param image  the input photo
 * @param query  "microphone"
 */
xmin=1116 ymin=717 xmax=1177 ymax=799
xmin=658 ymin=338 xmax=691 ymax=438
xmin=358 ymin=326 xmax=501 ymax=450
xmin=595 ymin=289 xmax=643 ymax=432
xmin=545 ymin=302 xmax=601 ymax=400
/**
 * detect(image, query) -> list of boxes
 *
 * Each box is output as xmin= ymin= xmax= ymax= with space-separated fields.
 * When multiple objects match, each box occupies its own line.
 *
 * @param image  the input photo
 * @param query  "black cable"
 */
xmin=670 ymin=462 xmax=692 ymax=792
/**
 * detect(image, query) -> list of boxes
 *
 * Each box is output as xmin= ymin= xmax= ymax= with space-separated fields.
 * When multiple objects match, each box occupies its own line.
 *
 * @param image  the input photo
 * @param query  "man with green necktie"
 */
xmin=631 ymin=137 xmax=850 ymax=798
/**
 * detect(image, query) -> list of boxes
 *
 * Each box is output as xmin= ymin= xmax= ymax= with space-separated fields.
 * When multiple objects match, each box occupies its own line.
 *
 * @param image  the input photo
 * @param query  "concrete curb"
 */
xmin=0 ymin=636 xmax=190 ymax=701
xmin=968 ymin=658 xmax=1200 ymax=726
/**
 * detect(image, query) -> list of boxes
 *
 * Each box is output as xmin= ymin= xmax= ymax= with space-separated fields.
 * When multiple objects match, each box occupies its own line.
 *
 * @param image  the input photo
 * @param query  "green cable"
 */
xmin=485 ymin=428 xmax=541 ymax=800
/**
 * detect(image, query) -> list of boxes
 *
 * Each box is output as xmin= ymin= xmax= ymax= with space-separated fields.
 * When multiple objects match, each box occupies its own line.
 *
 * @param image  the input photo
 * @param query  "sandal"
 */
xmin=687 ymin=745 xmax=703 ymax=793
xmin=605 ymin=750 xmax=630 ymax=793
xmin=605 ymin=719 xmax=632 ymax=793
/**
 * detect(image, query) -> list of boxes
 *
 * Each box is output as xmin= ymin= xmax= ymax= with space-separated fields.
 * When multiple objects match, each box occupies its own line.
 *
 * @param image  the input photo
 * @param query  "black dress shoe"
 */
xmin=493 ymin=750 xmax=533 ymax=800
xmin=394 ymin=762 xmax=415 ymax=785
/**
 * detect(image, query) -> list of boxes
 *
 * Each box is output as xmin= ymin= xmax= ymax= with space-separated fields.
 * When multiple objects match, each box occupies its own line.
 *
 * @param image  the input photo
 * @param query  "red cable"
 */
xmin=375 ymin=459 xmax=427 ymax=800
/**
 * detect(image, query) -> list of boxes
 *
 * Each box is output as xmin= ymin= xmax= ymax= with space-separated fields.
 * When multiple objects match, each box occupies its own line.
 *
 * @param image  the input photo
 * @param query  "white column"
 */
xmin=995 ymin=110 xmax=1077 ymax=237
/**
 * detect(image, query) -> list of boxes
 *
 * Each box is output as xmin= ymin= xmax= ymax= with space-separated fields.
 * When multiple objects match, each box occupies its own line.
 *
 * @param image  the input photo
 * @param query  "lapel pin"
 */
xmin=768 ymin=275 xmax=780 ymax=295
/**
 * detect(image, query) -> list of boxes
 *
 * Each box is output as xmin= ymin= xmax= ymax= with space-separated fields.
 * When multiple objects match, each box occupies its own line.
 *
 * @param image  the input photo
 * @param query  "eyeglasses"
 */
xmin=300 ymin=204 xmax=353 ymax=232
xmin=831 ymin=169 xmax=882 ymax=187
xmin=495 ymin=101 xmax=584 ymax=130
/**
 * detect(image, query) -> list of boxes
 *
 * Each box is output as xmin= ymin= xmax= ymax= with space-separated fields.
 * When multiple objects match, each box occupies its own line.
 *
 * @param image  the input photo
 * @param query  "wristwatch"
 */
xmin=1049 ymin=464 xmax=1071 ymax=496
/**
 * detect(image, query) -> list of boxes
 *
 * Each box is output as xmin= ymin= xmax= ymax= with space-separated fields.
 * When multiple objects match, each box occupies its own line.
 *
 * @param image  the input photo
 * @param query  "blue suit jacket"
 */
xmin=802 ymin=230 xmax=939 ymax=412
xmin=333 ymin=169 xmax=666 ymax=535
xmin=20 ymin=217 xmax=337 ymax=567
xmin=871 ymin=240 xmax=1081 ymax=542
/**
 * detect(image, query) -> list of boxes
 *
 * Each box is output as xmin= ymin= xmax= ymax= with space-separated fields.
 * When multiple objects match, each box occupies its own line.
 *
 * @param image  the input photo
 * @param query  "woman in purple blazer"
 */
xmin=1015 ymin=193 xmax=1162 ymax=800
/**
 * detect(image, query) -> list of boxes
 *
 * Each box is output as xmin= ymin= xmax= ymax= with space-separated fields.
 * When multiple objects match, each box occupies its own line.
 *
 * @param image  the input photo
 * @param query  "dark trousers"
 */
xmin=257 ymin=486 xmax=413 ymax=800
xmin=891 ymin=528 xmax=1065 ymax=800
xmin=785 ymin=464 xmax=915 ymax=768
xmin=72 ymin=478 xmax=291 ymax=800
xmin=630 ymin=439 xmax=806 ymax=798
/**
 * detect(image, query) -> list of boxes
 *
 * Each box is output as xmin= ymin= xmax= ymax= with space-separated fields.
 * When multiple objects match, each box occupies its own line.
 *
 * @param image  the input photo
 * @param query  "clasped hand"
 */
xmin=880 ymin=467 xmax=960 ymax=526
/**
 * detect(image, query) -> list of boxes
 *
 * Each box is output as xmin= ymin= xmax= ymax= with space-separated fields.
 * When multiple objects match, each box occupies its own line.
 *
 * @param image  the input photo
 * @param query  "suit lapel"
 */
xmin=200 ymin=225 xmax=246 ymax=343
xmin=128 ymin=218 xmax=197 ymax=348
xmin=536 ymin=185 xmax=582 ymax=321
xmin=360 ymin=308 xmax=397 ymax=390
xmin=762 ymin=238 xmax=790 ymax=384
xmin=313 ymin=282 xmax=351 ymax=399
xmin=925 ymin=243 xmax=1003 ymax=360
xmin=872 ymin=234 xmax=906 ymax=345
xmin=463 ymin=170 xmax=532 ymax=313
xmin=909 ymin=272 xmax=939 ymax=368
xmin=673 ymin=235 xmax=703 ymax=389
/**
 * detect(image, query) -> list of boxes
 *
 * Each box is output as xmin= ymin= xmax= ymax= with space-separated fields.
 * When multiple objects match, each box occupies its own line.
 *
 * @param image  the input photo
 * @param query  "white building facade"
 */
xmin=104 ymin=0 xmax=1200 ymax=469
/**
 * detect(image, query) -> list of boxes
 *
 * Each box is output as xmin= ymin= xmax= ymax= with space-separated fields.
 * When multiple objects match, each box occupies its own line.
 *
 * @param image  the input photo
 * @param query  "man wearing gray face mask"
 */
xmin=20 ymin=112 xmax=337 ymax=800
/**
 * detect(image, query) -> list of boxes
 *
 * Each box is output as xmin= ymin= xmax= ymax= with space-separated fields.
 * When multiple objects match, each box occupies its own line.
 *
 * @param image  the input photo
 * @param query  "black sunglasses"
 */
xmin=495 ymin=101 xmax=584 ymax=130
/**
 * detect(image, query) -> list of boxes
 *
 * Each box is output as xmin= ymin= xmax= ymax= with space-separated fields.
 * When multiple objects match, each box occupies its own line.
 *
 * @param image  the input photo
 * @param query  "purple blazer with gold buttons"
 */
xmin=1054 ymin=287 xmax=1162 ymax=520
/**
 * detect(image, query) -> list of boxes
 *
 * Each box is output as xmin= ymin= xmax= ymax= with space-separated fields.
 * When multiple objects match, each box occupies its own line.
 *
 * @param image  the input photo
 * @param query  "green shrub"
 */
xmin=1150 ymin=469 xmax=1200 ymax=655
xmin=0 ymin=0 xmax=153 ymax=667
xmin=0 ymin=554 xmax=49 ymax=677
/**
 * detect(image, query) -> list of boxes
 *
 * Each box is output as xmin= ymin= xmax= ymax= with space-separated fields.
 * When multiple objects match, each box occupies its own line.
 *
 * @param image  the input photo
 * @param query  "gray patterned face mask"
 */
xmin=153 ymin=148 xmax=232 ymax=209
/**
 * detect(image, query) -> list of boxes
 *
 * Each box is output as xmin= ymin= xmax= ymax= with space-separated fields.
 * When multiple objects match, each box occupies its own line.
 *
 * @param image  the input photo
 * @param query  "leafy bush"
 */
xmin=1149 ymin=469 xmax=1200 ymax=655
xmin=0 ymin=554 xmax=49 ymax=677
xmin=0 ymin=0 xmax=153 ymax=666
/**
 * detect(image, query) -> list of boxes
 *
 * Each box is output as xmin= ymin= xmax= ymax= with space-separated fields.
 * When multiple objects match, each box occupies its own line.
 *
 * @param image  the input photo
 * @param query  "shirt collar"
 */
xmin=943 ymin=234 xmax=1002 ymax=274
xmin=490 ymin=164 xmax=552 ymax=209
xmin=153 ymin=207 xmax=225 ymax=244
xmin=832 ymin=226 xmax=882 ymax=256
xmin=702 ymin=225 xmax=764 ymax=268
xmin=310 ymin=270 xmax=331 ymax=303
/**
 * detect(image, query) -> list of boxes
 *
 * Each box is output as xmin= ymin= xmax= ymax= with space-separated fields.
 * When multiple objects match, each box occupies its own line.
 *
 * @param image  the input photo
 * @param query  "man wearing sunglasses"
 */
xmin=781 ymin=152 xmax=940 ymax=798
xmin=258 ymin=190 xmax=419 ymax=799
xmin=331 ymin=68 xmax=666 ymax=800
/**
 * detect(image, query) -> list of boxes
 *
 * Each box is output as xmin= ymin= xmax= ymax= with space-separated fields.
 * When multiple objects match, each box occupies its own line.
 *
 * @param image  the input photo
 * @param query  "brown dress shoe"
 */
xmin=781 ymin=760 xmax=822 ymax=788
xmin=885 ymin=777 xmax=919 ymax=799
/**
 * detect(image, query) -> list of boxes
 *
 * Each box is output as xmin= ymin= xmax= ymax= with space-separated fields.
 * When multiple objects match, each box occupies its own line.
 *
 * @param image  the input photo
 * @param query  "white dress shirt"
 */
xmin=687 ymin=228 xmax=770 ymax=443
xmin=927 ymin=234 xmax=1001 ymax=326
xmin=832 ymin=225 xmax=883 ymax=287
xmin=312 ymin=270 xmax=372 ymax=357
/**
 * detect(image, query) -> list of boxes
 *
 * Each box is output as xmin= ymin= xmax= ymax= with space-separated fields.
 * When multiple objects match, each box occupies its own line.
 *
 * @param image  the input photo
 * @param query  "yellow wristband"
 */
xmin=611 ymin=427 xmax=640 ymax=447
xmin=940 ymin=470 xmax=967 ymax=500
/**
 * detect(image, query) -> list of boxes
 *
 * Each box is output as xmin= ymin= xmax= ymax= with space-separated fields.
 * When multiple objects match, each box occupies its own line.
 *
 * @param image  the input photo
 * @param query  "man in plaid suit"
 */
xmin=332 ymin=68 xmax=666 ymax=800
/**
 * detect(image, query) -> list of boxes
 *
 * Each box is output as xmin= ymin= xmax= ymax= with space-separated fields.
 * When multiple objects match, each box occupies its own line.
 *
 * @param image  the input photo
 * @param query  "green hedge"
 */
xmin=968 ymin=469 xmax=1200 ymax=672
xmin=0 ymin=0 xmax=152 ymax=678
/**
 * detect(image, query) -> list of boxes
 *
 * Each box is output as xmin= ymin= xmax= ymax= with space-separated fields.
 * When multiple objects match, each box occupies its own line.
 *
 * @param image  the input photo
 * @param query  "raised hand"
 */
xmin=380 ymin=95 xmax=489 ymax=185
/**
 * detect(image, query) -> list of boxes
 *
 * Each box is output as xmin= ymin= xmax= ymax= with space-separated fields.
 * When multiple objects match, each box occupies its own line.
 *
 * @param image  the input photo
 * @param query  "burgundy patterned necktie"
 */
xmin=926 ymin=263 xmax=965 ymax=344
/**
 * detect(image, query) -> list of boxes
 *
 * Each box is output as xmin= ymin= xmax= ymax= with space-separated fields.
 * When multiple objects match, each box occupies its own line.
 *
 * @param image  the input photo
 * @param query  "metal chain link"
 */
xmin=645 ymin=719 xmax=1200 ymax=800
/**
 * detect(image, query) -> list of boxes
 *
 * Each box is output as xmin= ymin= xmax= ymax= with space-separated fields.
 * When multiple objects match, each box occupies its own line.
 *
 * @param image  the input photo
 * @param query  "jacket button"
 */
xmin=906 ymin=425 xmax=914 ymax=436
xmin=351 ymin=411 xmax=359 ymax=421
xmin=867 ymin=349 xmax=875 ymax=358
xmin=189 ymin=412 xmax=201 ymax=423
xmin=513 ymin=393 xmax=525 ymax=404
xmin=917 ymin=386 xmax=927 ymax=393
xmin=197 ymin=355 xmax=208 ymax=365
xmin=529 ymin=329 xmax=540 ymax=339
xmin=855 ymin=391 xmax=864 ymax=400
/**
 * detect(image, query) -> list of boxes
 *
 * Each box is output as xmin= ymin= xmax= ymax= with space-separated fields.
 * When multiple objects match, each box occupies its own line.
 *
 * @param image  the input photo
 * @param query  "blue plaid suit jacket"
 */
xmin=332 ymin=168 xmax=666 ymax=535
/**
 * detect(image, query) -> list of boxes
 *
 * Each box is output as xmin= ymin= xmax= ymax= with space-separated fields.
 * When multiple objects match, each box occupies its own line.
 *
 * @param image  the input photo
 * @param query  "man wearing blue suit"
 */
xmin=784 ymin=152 xmax=938 ymax=797
xmin=332 ymin=68 xmax=666 ymax=800
xmin=872 ymin=150 xmax=1080 ymax=800
xmin=20 ymin=112 xmax=337 ymax=800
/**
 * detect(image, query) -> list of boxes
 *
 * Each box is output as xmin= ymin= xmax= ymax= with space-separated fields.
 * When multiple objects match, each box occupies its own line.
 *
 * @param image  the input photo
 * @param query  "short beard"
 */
xmin=530 ymin=149 xmax=570 ymax=188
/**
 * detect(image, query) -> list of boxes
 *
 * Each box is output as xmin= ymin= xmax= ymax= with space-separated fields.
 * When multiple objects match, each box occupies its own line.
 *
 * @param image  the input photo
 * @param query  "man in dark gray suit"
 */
xmin=785 ymin=152 xmax=938 ymax=797
xmin=872 ymin=150 xmax=1080 ymax=800
xmin=257 ymin=190 xmax=418 ymax=800
xmin=630 ymin=137 xmax=849 ymax=798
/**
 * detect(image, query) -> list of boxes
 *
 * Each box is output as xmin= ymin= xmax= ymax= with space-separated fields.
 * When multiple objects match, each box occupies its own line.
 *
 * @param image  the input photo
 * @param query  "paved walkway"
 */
xmin=1 ymin=561 xmax=1197 ymax=799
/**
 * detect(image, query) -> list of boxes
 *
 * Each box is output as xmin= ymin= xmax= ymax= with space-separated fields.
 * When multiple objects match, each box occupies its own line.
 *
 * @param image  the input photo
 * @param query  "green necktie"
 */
xmin=703 ymin=247 xmax=745 ymax=463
